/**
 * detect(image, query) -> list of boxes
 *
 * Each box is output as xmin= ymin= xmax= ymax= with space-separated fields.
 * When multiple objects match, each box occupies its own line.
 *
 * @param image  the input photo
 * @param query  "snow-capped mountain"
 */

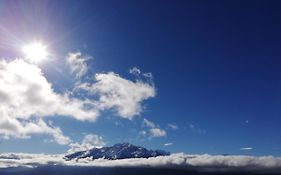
xmin=65 ymin=143 xmax=170 ymax=160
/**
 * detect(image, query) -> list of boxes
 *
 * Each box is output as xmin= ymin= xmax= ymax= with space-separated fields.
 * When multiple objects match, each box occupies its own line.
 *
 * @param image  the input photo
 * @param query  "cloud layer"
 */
xmin=0 ymin=153 xmax=280 ymax=173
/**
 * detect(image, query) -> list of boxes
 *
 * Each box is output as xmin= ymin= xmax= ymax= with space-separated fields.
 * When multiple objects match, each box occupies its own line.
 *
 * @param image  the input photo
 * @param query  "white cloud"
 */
xmin=149 ymin=128 xmax=166 ymax=137
xmin=0 ymin=153 xmax=281 ymax=173
xmin=0 ymin=59 xmax=99 ymax=144
xmin=241 ymin=147 xmax=253 ymax=151
xmin=68 ymin=134 xmax=106 ymax=153
xmin=168 ymin=124 xmax=178 ymax=130
xmin=0 ymin=57 xmax=156 ymax=145
xmin=164 ymin=142 xmax=173 ymax=146
xmin=76 ymin=72 xmax=156 ymax=119
xmin=142 ymin=118 xmax=166 ymax=138
xmin=66 ymin=52 xmax=88 ymax=78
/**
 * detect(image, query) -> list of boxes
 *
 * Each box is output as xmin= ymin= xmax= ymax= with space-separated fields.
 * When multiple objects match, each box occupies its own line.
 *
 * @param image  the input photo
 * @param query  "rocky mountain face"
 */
xmin=65 ymin=143 xmax=170 ymax=160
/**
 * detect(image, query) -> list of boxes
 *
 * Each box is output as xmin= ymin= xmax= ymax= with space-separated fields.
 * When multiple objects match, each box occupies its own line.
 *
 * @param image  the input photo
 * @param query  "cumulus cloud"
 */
xmin=0 ymin=56 xmax=157 ymax=145
xmin=66 ymin=52 xmax=88 ymax=78
xmin=76 ymin=72 xmax=156 ymax=119
xmin=68 ymin=134 xmax=106 ymax=153
xmin=0 ymin=59 xmax=101 ymax=144
xmin=0 ymin=153 xmax=281 ymax=173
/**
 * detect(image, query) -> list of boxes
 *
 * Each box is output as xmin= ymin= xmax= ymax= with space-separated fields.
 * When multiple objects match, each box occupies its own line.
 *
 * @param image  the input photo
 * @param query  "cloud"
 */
xmin=0 ymin=58 xmax=101 ymax=144
xmin=240 ymin=147 xmax=253 ymax=151
xmin=167 ymin=124 xmax=178 ymax=130
xmin=68 ymin=134 xmax=106 ymax=153
xmin=143 ymin=118 xmax=156 ymax=128
xmin=0 ymin=56 xmax=157 ymax=144
xmin=0 ymin=153 xmax=281 ymax=173
xmin=164 ymin=142 xmax=173 ymax=146
xmin=142 ymin=118 xmax=166 ymax=138
xmin=149 ymin=128 xmax=166 ymax=137
xmin=129 ymin=67 xmax=141 ymax=76
xmin=66 ymin=52 xmax=88 ymax=78
xmin=76 ymin=72 xmax=156 ymax=119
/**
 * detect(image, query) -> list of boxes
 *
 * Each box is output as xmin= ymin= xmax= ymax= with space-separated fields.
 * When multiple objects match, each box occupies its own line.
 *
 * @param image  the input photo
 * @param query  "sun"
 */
xmin=22 ymin=42 xmax=48 ymax=63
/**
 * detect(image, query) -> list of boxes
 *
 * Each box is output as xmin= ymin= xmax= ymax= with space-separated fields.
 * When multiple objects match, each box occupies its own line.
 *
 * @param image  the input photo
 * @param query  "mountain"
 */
xmin=65 ymin=143 xmax=170 ymax=160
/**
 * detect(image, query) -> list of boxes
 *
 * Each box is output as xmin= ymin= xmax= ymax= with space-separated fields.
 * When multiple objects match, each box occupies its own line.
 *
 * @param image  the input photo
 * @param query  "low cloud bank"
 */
xmin=0 ymin=153 xmax=280 ymax=173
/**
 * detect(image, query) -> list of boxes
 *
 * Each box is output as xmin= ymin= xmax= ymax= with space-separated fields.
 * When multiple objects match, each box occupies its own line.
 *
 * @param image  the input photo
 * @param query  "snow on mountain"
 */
xmin=65 ymin=143 xmax=170 ymax=160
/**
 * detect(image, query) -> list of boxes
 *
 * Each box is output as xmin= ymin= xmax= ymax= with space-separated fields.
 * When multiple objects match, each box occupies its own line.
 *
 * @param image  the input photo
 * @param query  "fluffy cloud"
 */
xmin=0 ymin=59 xmax=99 ymax=144
xmin=0 ymin=57 xmax=156 ymax=145
xmin=77 ymin=72 xmax=156 ymax=119
xmin=0 ymin=153 xmax=281 ymax=173
xmin=68 ymin=134 xmax=106 ymax=153
xmin=66 ymin=52 xmax=88 ymax=78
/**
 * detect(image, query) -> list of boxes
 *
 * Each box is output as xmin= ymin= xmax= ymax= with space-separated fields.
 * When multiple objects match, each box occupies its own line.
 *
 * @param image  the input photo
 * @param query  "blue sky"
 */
xmin=0 ymin=0 xmax=280 ymax=156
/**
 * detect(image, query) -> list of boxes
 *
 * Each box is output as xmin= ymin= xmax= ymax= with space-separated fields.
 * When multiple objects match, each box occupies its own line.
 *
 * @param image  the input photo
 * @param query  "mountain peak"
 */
xmin=65 ymin=143 xmax=170 ymax=161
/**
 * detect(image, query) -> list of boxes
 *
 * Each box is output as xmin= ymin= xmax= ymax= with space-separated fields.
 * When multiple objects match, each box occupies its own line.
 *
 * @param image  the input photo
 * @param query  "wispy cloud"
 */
xmin=240 ymin=147 xmax=254 ymax=151
xmin=188 ymin=124 xmax=206 ymax=134
xmin=168 ymin=124 xmax=178 ymax=130
xmin=66 ymin=52 xmax=89 ymax=79
xmin=142 ymin=118 xmax=166 ymax=138
xmin=164 ymin=142 xmax=173 ymax=146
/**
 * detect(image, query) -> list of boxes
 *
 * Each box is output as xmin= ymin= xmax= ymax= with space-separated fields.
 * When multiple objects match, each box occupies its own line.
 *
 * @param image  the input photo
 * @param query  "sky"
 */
xmin=0 ymin=0 xmax=280 ymax=156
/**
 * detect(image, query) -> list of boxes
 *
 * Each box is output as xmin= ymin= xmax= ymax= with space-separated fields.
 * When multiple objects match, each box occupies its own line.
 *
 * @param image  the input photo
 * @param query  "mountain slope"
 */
xmin=65 ymin=143 xmax=170 ymax=160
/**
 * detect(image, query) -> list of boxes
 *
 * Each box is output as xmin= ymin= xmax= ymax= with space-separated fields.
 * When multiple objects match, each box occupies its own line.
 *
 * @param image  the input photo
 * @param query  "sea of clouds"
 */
xmin=0 ymin=152 xmax=281 ymax=174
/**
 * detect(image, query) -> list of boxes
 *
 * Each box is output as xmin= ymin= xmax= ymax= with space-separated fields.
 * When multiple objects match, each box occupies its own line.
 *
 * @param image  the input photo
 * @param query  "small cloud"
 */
xmin=66 ymin=52 xmax=89 ymax=79
xmin=143 ymin=118 xmax=156 ymax=128
xmin=149 ymin=128 xmax=167 ymax=138
xmin=168 ymin=124 xmax=178 ymax=130
xmin=142 ymin=119 xmax=167 ymax=138
xmin=164 ymin=142 xmax=173 ymax=146
xmin=129 ymin=67 xmax=141 ymax=76
xmin=240 ymin=147 xmax=253 ymax=151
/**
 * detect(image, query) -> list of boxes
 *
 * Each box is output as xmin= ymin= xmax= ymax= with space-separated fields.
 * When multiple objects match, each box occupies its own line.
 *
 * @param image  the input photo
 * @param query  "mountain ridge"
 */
xmin=65 ymin=142 xmax=170 ymax=160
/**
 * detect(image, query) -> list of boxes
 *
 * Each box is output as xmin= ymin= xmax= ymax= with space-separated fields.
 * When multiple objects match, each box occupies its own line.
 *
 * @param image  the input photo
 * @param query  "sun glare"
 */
xmin=22 ymin=42 xmax=48 ymax=63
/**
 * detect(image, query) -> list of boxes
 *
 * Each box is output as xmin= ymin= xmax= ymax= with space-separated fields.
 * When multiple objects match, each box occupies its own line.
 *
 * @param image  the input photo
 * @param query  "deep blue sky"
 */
xmin=0 ymin=0 xmax=280 ymax=156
